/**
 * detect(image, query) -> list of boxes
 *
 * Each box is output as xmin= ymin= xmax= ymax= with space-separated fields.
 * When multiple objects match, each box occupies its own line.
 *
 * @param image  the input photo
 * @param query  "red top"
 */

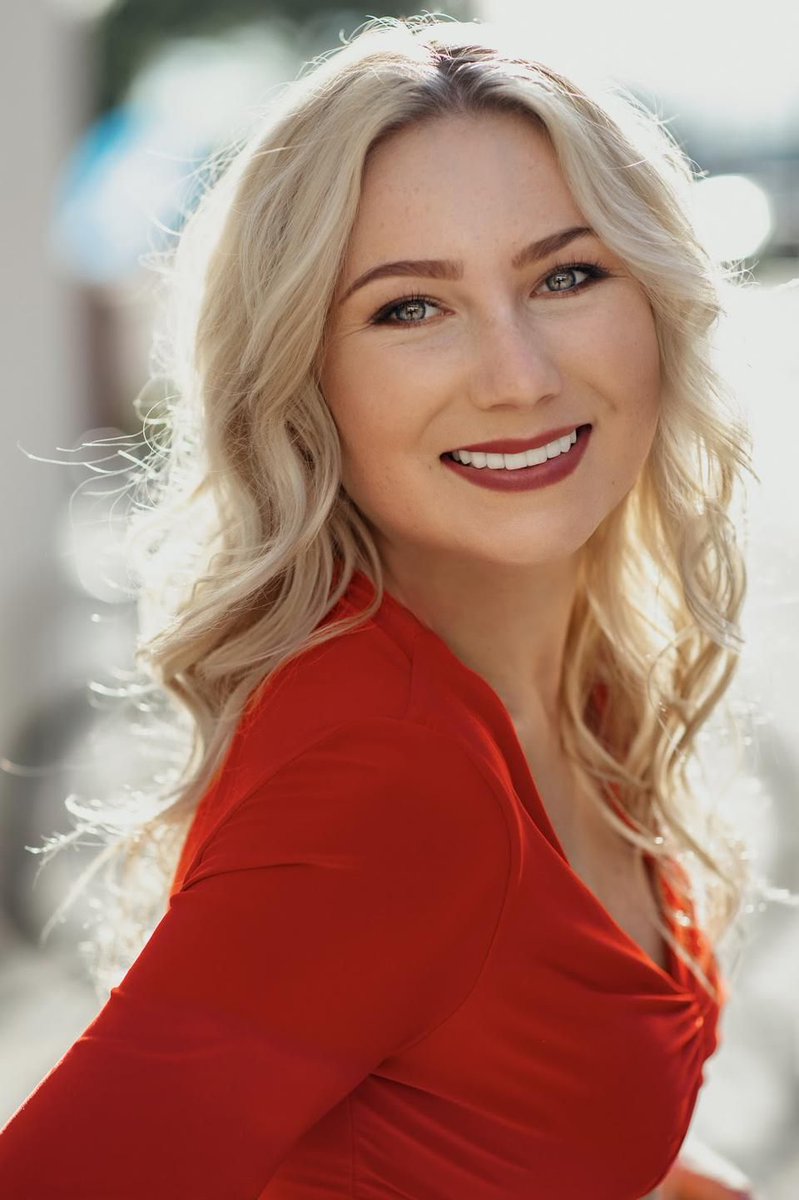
xmin=0 ymin=568 xmax=725 ymax=1199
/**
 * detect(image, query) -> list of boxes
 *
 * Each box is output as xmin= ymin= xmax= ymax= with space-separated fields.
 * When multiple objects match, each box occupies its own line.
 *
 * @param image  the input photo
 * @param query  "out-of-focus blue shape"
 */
xmin=49 ymin=23 xmax=300 ymax=286
xmin=50 ymin=103 xmax=208 ymax=284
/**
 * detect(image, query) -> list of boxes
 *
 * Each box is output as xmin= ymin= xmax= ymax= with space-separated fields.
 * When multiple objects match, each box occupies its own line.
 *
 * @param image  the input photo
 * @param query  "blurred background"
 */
xmin=1 ymin=0 xmax=798 ymax=1194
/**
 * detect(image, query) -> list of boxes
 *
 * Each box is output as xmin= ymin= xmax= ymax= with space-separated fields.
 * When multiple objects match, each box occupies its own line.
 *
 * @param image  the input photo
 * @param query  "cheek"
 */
xmin=569 ymin=299 xmax=661 ymax=499
xmin=320 ymin=349 xmax=411 ymax=501
xmin=321 ymin=347 xmax=378 ymax=453
xmin=584 ymin=298 xmax=662 ymax=421
xmin=322 ymin=336 xmax=437 ymax=462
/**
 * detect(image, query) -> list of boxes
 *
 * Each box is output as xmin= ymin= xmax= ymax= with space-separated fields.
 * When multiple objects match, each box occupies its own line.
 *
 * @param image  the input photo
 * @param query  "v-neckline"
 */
xmin=444 ymin=656 xmax=685 ymax=995
xmin=496 ymin=712 xmax=681 ymax=990
xmin=344 ymin=568 xmax=690 ymax=998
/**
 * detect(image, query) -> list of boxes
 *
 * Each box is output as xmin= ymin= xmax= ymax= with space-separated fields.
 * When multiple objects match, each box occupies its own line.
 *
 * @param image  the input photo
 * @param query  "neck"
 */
xmin=376 ymin=544 xmax=582 ymax=730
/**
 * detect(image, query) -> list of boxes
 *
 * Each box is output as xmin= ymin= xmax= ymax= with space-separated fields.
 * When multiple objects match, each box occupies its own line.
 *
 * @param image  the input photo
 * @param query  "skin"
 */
xmin=320 ymin=109 xmax=662 ymax=743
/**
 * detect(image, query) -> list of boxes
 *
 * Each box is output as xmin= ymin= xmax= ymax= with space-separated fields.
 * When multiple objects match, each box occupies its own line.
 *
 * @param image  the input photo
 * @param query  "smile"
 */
xmin=446 ymin=427 xmax=579 ymax=470
xmin=440 ymin=425 xmax=592 ymax=493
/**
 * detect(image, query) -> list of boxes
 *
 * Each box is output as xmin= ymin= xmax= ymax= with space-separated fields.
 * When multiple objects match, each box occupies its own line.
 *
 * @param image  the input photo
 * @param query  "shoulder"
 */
xmin=172 ymin=715 xmax=515 ymax=1058
xmin=173 ymin=614 xmax=518 ymax=897
xmin=180 ymin=715 xmax=513 ymax=899
xmin=237 ymin=614 xmax=415 ymax=770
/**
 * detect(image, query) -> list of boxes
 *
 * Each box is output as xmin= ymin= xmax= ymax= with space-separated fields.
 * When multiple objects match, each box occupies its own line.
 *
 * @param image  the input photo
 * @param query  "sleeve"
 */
xmin=0 ymin=718 xmax=510 ymax=1199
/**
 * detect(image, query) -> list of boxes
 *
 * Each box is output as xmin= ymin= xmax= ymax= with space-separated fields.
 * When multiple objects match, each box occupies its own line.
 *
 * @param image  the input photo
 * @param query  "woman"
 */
xmin=0 ymin=15 xmax=759 ymax=1199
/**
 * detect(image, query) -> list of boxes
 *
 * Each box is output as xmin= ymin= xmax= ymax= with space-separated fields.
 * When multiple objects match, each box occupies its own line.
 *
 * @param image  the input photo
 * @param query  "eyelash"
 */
xmin=369 ymin=260 xmax=611 ymax=326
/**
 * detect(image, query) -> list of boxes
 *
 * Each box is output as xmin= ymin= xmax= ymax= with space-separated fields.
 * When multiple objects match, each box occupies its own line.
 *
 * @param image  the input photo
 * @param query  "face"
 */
xmin=320 ymin=111 xmax=662 ymax=581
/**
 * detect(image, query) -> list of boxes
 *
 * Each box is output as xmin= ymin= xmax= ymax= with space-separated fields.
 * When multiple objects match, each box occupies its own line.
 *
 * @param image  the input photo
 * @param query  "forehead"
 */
xmin=348 ymin=111 xmax=584 ymax=260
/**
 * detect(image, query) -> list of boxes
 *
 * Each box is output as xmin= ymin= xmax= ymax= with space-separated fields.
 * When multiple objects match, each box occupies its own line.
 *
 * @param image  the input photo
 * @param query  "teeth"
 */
xmin=451 ymin=428 xmax=579 ymax=470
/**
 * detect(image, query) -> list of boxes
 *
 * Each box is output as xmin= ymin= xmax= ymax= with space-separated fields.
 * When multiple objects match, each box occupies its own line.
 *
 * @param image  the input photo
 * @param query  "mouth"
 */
xmin=440 ymin=424 xmax=592 ymax=465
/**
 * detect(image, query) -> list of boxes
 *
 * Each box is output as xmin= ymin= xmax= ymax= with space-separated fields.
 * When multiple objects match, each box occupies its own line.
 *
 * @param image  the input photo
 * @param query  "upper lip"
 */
xmin=444 ymin=424 xmax=589 ymax=456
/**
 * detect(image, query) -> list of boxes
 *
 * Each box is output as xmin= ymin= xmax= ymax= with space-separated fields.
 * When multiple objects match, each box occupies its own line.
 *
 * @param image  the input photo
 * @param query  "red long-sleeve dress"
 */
xmin=0 ymin=567 xmax=725 ymax=1199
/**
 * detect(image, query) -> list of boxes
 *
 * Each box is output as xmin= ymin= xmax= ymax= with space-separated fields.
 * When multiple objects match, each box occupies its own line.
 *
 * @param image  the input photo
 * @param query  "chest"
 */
xmin=348 ymin=740 xmax=712 ymax=1200
xmin=517 ymin=734 xmax=669 ymax=975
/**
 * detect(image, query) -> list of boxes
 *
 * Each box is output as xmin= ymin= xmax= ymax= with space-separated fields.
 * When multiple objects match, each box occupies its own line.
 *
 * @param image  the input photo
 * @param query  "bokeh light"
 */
xmin=692 ymin=174 xmax=774 ymax=263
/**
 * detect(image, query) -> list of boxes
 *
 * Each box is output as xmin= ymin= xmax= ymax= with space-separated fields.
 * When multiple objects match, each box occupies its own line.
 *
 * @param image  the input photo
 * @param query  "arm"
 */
xmin=0 ymin=719 xmax=510 ymax=1198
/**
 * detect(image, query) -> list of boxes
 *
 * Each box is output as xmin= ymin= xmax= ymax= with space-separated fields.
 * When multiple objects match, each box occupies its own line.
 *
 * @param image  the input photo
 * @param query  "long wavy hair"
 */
xmin=37 ymin=14 xmax=762 ymax=1002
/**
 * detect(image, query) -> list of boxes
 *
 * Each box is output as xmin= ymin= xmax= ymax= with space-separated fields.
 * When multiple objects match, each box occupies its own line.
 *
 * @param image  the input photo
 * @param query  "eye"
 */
xmin=537 ymin=261 xmax=610 ymax=296
xmin=369 ymin=260 xmax=611 ymax=328
xmin=370 ymin=292 xmax=440 ymax=326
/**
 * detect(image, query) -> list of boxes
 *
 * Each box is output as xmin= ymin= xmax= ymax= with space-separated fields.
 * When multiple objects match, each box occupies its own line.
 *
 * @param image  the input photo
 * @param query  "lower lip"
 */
xmin=441 ymin=425 xmax=592 ymax=492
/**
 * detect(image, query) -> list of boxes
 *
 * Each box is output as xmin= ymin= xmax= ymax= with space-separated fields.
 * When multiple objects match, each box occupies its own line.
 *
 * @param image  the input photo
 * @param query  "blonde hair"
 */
xmin=38 ymin=14 xmax=762 ymax=1002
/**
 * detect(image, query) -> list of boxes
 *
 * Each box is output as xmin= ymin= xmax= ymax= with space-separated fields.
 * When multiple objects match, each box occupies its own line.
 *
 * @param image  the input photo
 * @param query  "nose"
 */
xmin=466 ymin=311 xmax=563 ymax=412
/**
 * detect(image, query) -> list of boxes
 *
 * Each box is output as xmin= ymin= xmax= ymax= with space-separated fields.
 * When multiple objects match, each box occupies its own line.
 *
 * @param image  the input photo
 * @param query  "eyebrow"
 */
xmin=338 ymin=224 xmax=596 ymax=304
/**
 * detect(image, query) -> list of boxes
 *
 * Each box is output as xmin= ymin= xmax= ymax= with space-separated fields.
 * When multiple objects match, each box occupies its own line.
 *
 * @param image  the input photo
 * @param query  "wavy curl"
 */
xmin=37 ymin=15 xmax=762 ymax=1002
